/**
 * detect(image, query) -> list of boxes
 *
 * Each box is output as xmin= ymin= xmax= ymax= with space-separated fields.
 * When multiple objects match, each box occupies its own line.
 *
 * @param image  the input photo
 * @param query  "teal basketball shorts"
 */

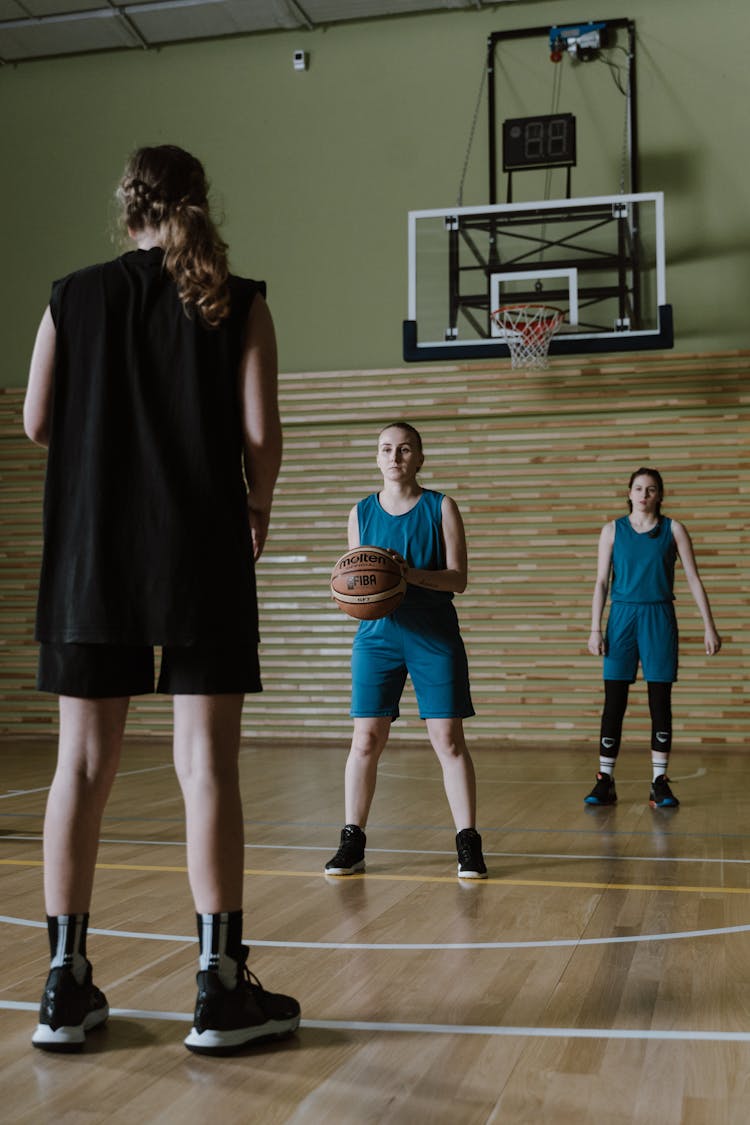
xmin=350 ymin=607 xmax=474 ymax=720
xmin=603 ymin=601 xmax=678 ymax=683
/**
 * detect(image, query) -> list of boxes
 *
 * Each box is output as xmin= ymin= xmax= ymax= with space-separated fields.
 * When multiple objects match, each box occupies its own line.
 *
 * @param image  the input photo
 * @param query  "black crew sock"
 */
xmin=47 ymin=913 xmax=89 ymax=985
xmin=196 ymin=910 xmax=244 ymax=989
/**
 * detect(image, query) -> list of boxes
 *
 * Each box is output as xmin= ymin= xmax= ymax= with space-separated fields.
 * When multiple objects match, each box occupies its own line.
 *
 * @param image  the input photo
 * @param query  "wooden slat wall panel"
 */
xmin=1 ymin=351 xmax=748 ymax=745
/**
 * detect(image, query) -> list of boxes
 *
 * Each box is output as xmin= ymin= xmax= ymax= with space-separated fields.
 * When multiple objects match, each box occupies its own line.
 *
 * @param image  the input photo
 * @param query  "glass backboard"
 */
xmin=403 ymin=192 xmax=672 ymax=361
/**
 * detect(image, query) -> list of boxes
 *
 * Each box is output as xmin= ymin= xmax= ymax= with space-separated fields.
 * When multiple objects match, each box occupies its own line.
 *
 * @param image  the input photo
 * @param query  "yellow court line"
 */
xmin=325 ymin=873 xmax=750 ymax=895
xmin=1 ymin=856 xmax=749 ymax=896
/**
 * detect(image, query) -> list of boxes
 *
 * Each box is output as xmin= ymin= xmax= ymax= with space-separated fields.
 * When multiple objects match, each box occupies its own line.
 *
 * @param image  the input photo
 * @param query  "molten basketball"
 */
xmin=330 ymin=546 xmax=407 ymax=620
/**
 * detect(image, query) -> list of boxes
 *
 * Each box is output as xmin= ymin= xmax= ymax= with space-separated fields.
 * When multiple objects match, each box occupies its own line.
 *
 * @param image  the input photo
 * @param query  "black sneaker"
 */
xmin=456 ymin=828 xmax=488 ymax=879
xmin=31 ymin=962 xmax=109 ymax=1052
xmin=650 ymin=774 xmax=679 ymax=808
xmin=184 ymin=946 xmax=300 ymax=1055
xmin=324 ymin=824 xmax=366 ymax=875
xmin=584 ymin=772 xmax=617 ymax=805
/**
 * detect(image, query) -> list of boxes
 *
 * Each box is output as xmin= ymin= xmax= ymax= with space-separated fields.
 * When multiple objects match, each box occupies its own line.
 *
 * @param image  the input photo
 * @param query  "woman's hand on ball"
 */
xmin=386 ymin=549 xmax=407 ymax=574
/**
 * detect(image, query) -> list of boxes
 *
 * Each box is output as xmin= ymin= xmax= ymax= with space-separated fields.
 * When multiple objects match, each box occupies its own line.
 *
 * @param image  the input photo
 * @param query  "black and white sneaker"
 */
xmin=456 ymin=828 xmax=488 ymax=879
xmin=184 ymin=946 xmax=300 ymax=1055
xmin=324 ymin=824 xmax=366 ymax=875
xmin=31 ymin=962 xmax=109 ymax=1052
xmin=584 ymin=772 xmax=617 ymax=806
xmin=650 ymin=774 xmax=679 ymax=808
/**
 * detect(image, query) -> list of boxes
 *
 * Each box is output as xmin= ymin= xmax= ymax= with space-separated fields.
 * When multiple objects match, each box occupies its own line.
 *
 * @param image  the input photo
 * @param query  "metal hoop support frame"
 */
xmin=491 ymin=303 xmax=564 ymax=369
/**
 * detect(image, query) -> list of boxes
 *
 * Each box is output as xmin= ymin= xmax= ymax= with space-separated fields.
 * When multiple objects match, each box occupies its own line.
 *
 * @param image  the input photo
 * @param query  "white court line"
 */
xmin=0 ymin=787 xmax=54 ymax=800
xmin=0 ymin=763 xmax=173 ymax=801
xmin=4 ymin=834 xmax=746 ymax=867
xmin=2 ymin=1000 xmax=748 ymax=1043
xmin=302 ymin=1019 xmax=750 ymax=1043
xmin=379 ymin=767 xmax=707 ymax=786
xmin=0 ymin=765 xmax=707 ymax=799
xmin=2 ymin=999 xmax=190 ymax=1022
xmin=4 ymin=914 xmax=750 ymax=951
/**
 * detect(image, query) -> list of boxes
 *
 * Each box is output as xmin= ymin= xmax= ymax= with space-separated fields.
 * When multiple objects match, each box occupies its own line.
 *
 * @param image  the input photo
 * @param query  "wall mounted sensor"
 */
xmin=293 ymin=50 xmax=308 ymax=71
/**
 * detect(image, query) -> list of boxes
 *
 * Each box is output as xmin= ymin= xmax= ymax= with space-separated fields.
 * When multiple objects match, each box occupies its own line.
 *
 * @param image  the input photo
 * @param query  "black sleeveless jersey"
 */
xmin=35 ymin=247 xmax=264 ymax=646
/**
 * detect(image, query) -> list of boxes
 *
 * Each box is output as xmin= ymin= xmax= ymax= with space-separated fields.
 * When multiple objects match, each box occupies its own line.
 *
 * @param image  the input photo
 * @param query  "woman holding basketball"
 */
xmin=24 ymin=145 xmax=299 ymax=1053
xmin=584 ymin=467 xmax=722 ymax=808
xmin=325 ymin=422 xmax=487 ymax=880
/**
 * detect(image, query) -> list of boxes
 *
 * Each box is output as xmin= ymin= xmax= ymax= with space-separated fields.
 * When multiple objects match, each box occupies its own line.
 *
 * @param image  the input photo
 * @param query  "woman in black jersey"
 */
xmin=24 ymin=145 xmax=299 ymax=1054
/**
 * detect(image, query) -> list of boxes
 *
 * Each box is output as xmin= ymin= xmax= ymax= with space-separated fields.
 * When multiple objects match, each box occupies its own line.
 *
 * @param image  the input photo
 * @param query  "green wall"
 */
xmin=3 ymin=1 xmax=749 ymax=386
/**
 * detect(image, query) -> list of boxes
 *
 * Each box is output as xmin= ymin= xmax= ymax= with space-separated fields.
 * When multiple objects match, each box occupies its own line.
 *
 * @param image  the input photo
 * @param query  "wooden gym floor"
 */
xmin=3 ymin=737 xmax=750 ymax=1124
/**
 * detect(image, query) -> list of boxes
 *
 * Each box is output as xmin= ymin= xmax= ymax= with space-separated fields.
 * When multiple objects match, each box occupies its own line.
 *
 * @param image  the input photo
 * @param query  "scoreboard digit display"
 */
xmin=502 ymin=113 xmax=577 ymax=171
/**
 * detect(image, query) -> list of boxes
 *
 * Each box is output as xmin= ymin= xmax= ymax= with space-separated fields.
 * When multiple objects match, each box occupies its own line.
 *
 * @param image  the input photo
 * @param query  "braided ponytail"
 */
xmin=117 ymin=145 xmax=230 ymax=327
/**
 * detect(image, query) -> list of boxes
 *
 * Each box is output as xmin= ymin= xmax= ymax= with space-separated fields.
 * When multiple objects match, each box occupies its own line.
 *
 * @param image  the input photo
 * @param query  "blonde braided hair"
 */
xmin=117 ymin=145 xmax=230 ymax=327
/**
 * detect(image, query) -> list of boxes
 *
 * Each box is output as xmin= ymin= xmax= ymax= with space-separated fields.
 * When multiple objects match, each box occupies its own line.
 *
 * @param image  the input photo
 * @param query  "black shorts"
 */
xmin=38 ymin=641 xmax=262 ymax=698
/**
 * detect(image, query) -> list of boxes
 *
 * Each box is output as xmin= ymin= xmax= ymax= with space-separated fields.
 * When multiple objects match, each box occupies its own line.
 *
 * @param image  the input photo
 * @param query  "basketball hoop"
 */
xmin=491 ymin=303 xmax=564 ymax=370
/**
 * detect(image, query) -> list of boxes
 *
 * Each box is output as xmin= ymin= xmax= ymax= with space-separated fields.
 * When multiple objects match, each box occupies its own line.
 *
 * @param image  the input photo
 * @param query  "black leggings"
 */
xmin=599 ymin=680 xmax=672 ymax=758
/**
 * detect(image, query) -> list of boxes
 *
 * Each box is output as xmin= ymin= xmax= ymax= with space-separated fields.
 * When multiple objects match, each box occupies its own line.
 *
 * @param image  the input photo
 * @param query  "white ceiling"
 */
xmin=0 ymin=0 xmax=515 ymax=62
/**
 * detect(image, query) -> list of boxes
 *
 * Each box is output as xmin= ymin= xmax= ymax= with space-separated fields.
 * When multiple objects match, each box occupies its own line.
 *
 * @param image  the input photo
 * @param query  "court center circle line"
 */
xmin=3 ymin=913 xmax=750 ymax=951
xmin=2 ymin=999 xmax=749 ymax=1043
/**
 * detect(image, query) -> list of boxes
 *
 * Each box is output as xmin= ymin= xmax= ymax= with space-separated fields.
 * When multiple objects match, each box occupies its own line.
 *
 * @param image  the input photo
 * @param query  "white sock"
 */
xmin=652 ymin=753 xmax=669 ymax=781
xmin=599 ymin=757 xmax=616 ymax=777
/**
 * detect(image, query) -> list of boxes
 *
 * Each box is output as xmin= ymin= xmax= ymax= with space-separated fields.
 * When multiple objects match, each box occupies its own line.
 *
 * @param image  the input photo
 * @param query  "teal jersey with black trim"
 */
xmin=357 ymin=489 xmax=452 ymax=610
xmin=610 ymin=516 xmax=676 ymax=604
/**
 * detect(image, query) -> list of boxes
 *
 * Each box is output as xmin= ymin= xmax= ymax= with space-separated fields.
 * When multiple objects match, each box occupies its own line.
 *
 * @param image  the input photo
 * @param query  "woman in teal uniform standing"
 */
xmin=584 ymin=467 xmax=722 ymax=808
xmin=325 ymin=422 xmax=487 ymax=880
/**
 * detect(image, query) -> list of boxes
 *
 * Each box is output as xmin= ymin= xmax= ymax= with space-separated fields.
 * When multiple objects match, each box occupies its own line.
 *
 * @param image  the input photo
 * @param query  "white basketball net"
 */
xmin=492 ymin=304 xmax=564 ymax=370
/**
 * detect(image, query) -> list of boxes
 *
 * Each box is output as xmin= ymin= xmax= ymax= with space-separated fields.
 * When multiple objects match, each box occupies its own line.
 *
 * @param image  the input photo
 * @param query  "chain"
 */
xmin=457 ymin=56 xmax=488 ymax=207
xmin=619 ymin=60 xmax=632 ymax=193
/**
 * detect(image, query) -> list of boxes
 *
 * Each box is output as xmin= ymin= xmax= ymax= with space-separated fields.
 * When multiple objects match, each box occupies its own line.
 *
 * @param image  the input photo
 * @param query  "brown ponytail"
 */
xmin=116 ymin=145 xmax=230 ymax=327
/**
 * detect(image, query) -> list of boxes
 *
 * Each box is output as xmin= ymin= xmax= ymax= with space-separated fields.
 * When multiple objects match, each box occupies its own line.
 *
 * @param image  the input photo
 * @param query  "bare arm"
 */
xmin=24 ymin=307 xmax=56 ymax=448
xmin=588 ymin=521 xmax=615 ymax=655
xmin=672 ymin=519 xmax=722 ymax=655
xmin=347 ymin=505 xmax=360 ymax=550
xmin=239 ymin=294 xmax=282 ymax=560
xmin=406 ymin=495 xmax=468 ymax=594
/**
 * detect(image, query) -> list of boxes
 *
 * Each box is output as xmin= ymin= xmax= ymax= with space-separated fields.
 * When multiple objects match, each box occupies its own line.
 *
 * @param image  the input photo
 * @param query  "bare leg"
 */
xmin=425 ymin=717 xmax=477 ymax=831
xmin=344 ymin=716 xmax=391 ymax=827
xmin=173 ymin=694 xmax=245 ymax=913
xmin=43 ymin=696 xmax=130 ymax=915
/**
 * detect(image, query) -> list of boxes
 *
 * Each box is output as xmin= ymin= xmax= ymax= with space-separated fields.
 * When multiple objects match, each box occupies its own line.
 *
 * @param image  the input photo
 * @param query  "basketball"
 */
xmin=330 ymin=545 xmax=407 ymax=620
